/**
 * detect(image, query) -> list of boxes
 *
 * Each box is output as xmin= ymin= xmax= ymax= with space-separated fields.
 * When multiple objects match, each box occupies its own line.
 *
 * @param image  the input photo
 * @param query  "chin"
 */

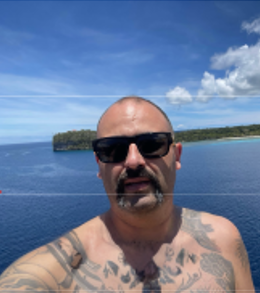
xmin=117 ymin=191 xmax=164 ymax=213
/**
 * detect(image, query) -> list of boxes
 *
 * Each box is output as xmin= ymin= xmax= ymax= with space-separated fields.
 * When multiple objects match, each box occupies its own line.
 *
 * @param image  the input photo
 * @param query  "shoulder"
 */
xmin=181 ymin=208 xmax=255 ymax=291
xmin=0 ymin=241 xmax=63 ymax=291
xmin=181 ymin=207 xmax=239 ymax=237
xmin=0 ymin=217 xmax=103 ymax=292
xmin=181 ymin=207 xmax=245 ymax=253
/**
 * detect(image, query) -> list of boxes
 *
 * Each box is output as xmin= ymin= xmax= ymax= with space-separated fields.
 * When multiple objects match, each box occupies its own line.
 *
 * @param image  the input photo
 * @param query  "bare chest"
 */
xmin=64 ymin=245 xmax=235 ymax=293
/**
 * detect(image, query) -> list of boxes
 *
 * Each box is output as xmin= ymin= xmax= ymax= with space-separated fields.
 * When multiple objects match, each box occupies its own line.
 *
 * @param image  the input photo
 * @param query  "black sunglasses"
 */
xmin=92 ymin=132 xmax=174 ymax=163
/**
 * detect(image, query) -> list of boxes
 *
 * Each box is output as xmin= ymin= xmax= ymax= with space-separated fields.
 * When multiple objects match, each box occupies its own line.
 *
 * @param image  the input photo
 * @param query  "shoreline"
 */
xmin=180 ymin=135 xmax=260 ymax=145
xmin=216 ymin=135 xmax=260 ymax=141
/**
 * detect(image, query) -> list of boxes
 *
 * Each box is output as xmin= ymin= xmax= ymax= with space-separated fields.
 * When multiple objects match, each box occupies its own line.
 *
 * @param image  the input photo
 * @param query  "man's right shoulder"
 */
xmin=0 ymin=227 xmax=90 ymax=292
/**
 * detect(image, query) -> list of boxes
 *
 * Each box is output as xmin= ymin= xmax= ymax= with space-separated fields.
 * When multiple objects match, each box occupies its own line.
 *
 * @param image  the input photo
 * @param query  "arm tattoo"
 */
xmin=235 ymin=237 xmax=250 ymax=270
xmin=0 ymin=272 xmax=55 ymax=293
xmin=48 ymin=232 xmax=106 ymax=292
xmin=200 ymin=253 xmax=235 ymax=292
xmin=181 ymin=209 xmax=220 ymax=252
xmin=0 ymin=247 xmax=59 ymax=293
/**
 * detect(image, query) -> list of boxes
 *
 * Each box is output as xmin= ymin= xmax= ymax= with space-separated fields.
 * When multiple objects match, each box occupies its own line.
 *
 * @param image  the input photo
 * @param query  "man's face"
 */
xmin=95 ymin=100 xmax=181 ymax=214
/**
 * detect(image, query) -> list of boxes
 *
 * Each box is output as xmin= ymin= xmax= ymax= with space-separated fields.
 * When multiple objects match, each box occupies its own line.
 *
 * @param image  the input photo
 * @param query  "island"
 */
xmin=52 ymin=124 xmax=260 ymax=151
xmin=53 ymin=129 xmax=96 ymax=151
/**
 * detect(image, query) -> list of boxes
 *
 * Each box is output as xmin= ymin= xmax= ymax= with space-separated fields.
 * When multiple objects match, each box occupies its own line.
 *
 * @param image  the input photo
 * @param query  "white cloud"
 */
xmin=166 ymin=86 xmax=192 ymax=105
xmin=197 ymin=40 xmax=260 ymax=100
xmin=210 ymin=44 xmax=254 ymax=70
xmin=242 ymin=17 xmax=260 ymax=35
xmin=197 ymin=72 xmax=216 ymax=102
xmin=164 ymin=17 xmax=260 ymax=104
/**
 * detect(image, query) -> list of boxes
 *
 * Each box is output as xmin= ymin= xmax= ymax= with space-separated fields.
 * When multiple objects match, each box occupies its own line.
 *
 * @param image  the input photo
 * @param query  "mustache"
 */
xmin=116 ymin=166 xmax=161 ymax=195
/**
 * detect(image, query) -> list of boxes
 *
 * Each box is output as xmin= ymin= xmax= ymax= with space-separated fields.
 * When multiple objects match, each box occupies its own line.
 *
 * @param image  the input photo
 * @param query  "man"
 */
xmin=0 ymin=96 xmax=255 ymax=292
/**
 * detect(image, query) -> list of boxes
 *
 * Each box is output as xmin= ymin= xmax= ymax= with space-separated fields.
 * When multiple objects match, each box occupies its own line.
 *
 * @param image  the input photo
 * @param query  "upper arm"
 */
xmin=0 ymin=230 xmax=86 ymax=293
xmin=0 ymin=245 xmax=60 ymax=292
xmin=230 ymin=231 xmax=255 ymax=291
xmin=213 ymin=216 xmax=255 ymax=292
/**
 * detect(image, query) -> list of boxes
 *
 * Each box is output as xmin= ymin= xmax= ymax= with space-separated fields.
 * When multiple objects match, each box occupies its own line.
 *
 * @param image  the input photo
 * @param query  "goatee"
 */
xmin=116 ymin=167 xmax=164 ymax=209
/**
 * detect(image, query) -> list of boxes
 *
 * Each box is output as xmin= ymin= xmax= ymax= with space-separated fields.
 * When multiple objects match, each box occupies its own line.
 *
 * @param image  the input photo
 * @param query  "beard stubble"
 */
xmin=115 ymin=167 xmax=164 ymax=211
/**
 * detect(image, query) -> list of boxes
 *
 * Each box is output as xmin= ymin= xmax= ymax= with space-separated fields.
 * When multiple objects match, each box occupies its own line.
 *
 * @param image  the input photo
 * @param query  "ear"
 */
xmin=94 ymin=153 xmax=102 ymax=179
xmin=175 ymin=143 xmax=182 ymax=170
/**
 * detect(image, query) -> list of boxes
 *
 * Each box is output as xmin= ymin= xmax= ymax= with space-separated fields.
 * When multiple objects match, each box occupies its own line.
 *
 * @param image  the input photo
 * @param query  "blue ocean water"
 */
xmin=0 ymin=139 xmax=260 ymax=289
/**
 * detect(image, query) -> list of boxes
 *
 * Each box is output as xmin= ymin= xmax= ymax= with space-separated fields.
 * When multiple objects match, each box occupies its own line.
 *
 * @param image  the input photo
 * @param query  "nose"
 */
xmin=124 ymin=143 xmax=146 ymax=170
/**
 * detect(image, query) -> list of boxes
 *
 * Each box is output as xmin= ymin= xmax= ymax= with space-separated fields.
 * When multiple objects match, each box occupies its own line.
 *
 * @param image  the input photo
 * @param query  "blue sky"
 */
xmin=1 ymin=1 xmax=260 ymax=144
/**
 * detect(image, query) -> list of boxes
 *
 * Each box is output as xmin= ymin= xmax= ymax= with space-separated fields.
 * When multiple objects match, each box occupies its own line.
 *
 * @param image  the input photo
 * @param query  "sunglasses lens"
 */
xmin=94 ymin=133 xmax=172 ymax=163
xmin=139 ymin=134 xmax=169 ymax=157
xmin=96 ymin=138 xmax=128 ymax=163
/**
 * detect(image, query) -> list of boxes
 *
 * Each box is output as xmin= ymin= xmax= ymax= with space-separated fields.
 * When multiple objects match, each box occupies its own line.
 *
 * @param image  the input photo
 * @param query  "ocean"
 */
xmin=0 ymin=138 xmax=260 ymax=289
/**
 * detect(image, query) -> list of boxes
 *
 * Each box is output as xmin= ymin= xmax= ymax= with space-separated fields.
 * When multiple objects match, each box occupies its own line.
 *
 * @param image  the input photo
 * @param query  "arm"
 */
xmin=0 ymin=231 xmax=84 ymax=293
xmin=231 ymin=230 xmax=255 ymax=292
xmin=211 ymin=216 xmax=255 ymax=292
xmin=0 ymin=245 xmax=60 ymax=292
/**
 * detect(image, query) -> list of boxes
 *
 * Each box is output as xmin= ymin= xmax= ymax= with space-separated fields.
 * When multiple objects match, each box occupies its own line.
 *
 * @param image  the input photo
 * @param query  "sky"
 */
xmin=1 ymin=1 xmax=260 ymax=144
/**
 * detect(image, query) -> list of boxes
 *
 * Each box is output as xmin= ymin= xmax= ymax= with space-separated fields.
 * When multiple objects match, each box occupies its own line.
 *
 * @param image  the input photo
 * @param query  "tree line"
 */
xmin=53 ymin=124 xmax=260 ymax=151
xmin=53 ymin=129 xmax=96 ymax=151
xmin=175 ymin=124 xmax=260 ymax=142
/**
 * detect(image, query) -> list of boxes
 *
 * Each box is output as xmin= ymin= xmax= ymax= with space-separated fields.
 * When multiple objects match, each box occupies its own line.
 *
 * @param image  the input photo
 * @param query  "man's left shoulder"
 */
xmin=181 ymin=208 xmax=244 ymax=253
xmin=181 ymin=208 xmax=255 ymax=290
xmin=198 ymin=210 xmax=243 ymax=250
xmin=202 ymin=211 xmax=239 ymax=237
xmin=204 ymin=212 xmax=251 ymax=263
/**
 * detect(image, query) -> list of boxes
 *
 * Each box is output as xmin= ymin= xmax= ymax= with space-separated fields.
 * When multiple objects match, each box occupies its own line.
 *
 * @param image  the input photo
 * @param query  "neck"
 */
xmin=105 ymin=203 xmax=181 ymax=248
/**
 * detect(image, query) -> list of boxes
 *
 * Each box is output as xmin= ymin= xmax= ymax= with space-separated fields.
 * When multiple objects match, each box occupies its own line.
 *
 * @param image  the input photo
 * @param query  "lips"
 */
xmin=124 ymin=177 xmax=151 ymax=192
xmin=124 ymin=177 xmax=150 ymax=185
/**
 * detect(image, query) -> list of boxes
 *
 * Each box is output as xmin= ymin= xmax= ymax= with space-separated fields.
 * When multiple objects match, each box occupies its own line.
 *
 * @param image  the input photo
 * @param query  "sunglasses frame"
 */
xmin=92 ymin=132 xmax=175 ymax=163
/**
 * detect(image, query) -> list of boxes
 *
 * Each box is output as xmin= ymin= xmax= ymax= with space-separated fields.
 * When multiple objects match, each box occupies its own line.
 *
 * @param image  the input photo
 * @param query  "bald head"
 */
xmin=97 ymin=96 xmax=174 ymax=138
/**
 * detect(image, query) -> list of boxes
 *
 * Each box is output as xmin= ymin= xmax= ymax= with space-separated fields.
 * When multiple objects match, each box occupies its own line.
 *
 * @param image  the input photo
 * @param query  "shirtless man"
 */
xmin=0 ymin=96 xmax=255 ymax=292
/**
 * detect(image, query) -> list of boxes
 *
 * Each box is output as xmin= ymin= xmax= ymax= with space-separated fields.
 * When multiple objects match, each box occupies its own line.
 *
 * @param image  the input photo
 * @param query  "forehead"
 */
xmin=98 ymin=100 xmax=171 ymax=138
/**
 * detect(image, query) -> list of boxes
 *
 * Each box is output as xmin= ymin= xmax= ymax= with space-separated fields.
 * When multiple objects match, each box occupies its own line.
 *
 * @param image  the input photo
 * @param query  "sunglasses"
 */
xmin=92 ymin=132 xmax=174 ymax=163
